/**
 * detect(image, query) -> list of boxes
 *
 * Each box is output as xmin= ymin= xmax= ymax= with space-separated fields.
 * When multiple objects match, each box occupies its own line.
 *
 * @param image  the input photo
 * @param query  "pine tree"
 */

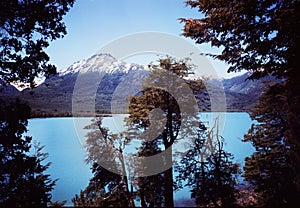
xmin=0 ymin=100 xmax=56 ymax=207
xmin=243 ymin=83 xmax=296 ymax=207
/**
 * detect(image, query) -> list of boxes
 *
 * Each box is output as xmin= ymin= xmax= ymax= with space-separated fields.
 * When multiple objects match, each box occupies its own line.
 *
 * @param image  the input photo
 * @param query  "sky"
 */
xmin=46 ymin=0 xmax=244 ymax=78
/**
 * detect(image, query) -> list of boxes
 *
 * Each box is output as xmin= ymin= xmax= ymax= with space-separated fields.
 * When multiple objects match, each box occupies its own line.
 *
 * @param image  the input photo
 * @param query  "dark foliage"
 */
xmin=72 ymin=118 xmax=135 ymax=207
xmin=0 ymin=0 xmax=75 ymax=86
xmin=176 ymin=121 xmax=240 ymax=207
xmin=0 ymin=100 xmax=56 ymax=207
xmin=136 ymin=140 xmax=165 ymax=208
xmin=181 ymin=0 xmax=300 ymax=204
xmin=72 ymin=163 xmax=129 ymax=207
xmin=181 ymin=0 xmax=299 ymax=79
xmin=127 ymin=57 xmax=203 ymax=208
xmin=243 ymin=83 xmax=297 ymax=207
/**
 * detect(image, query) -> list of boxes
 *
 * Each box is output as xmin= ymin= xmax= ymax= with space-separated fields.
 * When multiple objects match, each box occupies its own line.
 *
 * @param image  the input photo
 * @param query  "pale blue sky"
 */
xmin=46 ymin=0 xmax=243 ymax=78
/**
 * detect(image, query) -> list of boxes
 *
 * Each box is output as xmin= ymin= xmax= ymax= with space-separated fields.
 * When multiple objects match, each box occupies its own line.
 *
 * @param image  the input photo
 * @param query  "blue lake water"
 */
xmin=27 ymin=112 xmax=254 ymax=205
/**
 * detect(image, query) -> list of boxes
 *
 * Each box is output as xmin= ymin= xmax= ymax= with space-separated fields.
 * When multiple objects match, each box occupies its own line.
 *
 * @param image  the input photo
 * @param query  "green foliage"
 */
xmin=181 ymin=0 xmax=300 ymax=79
xmin=0 ymin=0 xmax=75 ymax=86
xmin=176 ymin=120 xmax=240 ymax=207
xmin=243 ymin=83 xmax=297 ymax=207
xmin=0 ymin=100 xmax=56 ymax=207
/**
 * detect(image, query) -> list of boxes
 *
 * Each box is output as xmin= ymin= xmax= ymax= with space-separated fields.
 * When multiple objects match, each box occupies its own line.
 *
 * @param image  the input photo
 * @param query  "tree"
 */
xmin=181 ymin=0 xmax=299 ymax=79
xmin=243 ymin=83 xmax=296 ymax=207
xmin=72 ymin=163 xmax=129 ymax=207
xmin=74 ymin=58 xmax=206 ymax=207
xmin=72 ymin=117 xmax=135 ymax=207
xmin=0 ymin=0 xmax=75 ymax=86
xmin=135 ymin=140 xmax=165 ymax=208
xmin=181 ymin=0 xmax=300 ymax=202
xmin=176 ymin=119 xmax=240 ymax=207
xmin=127 ymin=57 xmax=204 ymax=207
xmin=0 ymin=100 xmax=57 ymax=207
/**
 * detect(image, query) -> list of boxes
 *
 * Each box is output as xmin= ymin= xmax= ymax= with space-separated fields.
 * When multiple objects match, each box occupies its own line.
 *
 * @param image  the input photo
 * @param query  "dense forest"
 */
xmin=1 ymin=0 xmax=299 ymax=207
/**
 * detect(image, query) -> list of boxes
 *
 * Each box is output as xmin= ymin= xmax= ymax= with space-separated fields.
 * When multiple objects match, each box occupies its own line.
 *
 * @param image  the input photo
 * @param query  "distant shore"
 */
xmin=29 ymin=110 xmax=249 ymax=119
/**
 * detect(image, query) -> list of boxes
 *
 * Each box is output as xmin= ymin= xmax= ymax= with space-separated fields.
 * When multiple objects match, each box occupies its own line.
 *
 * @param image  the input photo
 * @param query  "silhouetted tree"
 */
xmin=0 ymin=100 xmax=57 ymax=207
xmin=243 ymin=83 xmax=296 ymax=207
xmin=0 ymin=0 xmax=75 ymax=86
xmin=135 ymin=140 xmax=165 ymax=208
xmin=127 ymin=57 xmax=204 ymax=207
xmin=72 ymin=163 xmax=129 ymax=207
xmin=72 ymin=117 xmax=135 ymax=207
xmin=181 ymin=0 xmax=299 ymax=79
xmin=181 ymin=0 xmax=300 ymax=199
xmin=176 ymin=119 xmax=240 ymax=207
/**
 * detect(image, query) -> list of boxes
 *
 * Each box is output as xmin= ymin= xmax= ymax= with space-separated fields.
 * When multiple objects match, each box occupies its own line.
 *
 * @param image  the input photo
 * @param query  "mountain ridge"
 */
xmin=0 ymin=53 xmax=279 ymax=117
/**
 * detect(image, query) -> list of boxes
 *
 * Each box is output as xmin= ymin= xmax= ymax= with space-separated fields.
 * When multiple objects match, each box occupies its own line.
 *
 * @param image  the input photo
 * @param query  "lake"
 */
xmin=27 ymin=112 xmax=254 ymax=205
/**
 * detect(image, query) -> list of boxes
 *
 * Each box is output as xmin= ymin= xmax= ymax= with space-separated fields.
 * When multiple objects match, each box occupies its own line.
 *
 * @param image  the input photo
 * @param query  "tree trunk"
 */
xmin=140 ymin=186 xmax=147 ymax=208
xmin=164 ymin=145 xmax=174 ymax=208
xmin=119 ymin=149 xmax=135 ymax=207
xmin=286 ymin=41 xmax=300 ymax=204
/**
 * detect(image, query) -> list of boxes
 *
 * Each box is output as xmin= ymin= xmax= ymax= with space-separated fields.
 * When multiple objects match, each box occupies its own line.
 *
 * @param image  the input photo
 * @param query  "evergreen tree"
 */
xmin=176 ymin=119 xmax=240 ymax=207
xmin=0 ymin=0 xmax=75 ymax=86
xmin=243 ymin=83 xmax=295 ymax=207
xmin=0 ymin=100 xmax=56 ymax=207
xmin=181 ymin=0 xmax=300 ymax=199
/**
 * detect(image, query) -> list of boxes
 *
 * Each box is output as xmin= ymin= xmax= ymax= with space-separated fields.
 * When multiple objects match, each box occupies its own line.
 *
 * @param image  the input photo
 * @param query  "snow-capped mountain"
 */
xmin=7 ymin=53 xmax=149 ymax=116
xmin=59 ymin=53 xmax=148 ymax=76
xmin=1 ymin=53 xmax=278 ymax=116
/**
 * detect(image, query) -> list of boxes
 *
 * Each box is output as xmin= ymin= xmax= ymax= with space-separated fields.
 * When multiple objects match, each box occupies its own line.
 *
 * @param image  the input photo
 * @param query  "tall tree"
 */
xmin=181 ymin=0 xmax=300 ymax=201
xmin=0 ymin=0 xmax=75 ymax=86
xmin=127 ymin=57 xmax=204 ymax=207
xmin=243 ymin=83 xmax=296 ymax=207
xmin=0 ymin=100 xmax=57 ymax=207
xmin=73 ymin=117 xmax=135 ymax=207
xmin=176 ymin=119 xmax=240 ymax=207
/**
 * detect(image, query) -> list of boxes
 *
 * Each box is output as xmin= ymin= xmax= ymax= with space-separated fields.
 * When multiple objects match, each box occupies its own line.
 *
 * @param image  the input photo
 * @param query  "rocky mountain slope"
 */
xmin=0 ymin=81 xmax=19 ymax=95
xmin=0 ymin=53 xmax=279 ymax=117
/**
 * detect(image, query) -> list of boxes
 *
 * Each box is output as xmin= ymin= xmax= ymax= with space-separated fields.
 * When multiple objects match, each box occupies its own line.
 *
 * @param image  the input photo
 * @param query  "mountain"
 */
xmin=220 ymin=72 xmax=281 ymax=111
xmin=222 ymin=72 xmax=280 ymax=97
xmin=0 ymin=81 xmax=19 ymax=95
xmin=2 ymin=54 xmax=149 ymax=116
xmin=0 ymin=53 xmax=279 ymax=117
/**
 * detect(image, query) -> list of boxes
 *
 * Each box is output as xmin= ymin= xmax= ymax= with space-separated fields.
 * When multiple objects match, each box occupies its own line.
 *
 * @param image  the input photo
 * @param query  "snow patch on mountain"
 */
xmin=59 ymin=53 xmax=149 ymax=76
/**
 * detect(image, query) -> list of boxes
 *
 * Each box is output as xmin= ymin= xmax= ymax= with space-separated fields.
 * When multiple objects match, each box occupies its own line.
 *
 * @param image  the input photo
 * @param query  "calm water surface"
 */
xmin=27 ymin=112 xmax=254 ymax=205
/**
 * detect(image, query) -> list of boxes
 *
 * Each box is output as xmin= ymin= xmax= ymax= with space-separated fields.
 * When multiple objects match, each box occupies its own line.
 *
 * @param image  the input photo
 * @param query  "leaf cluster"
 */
xmin=0 ymin=100 xmax=56 ymax=207
xmin=181 ymin=0 xmax=300 ymax=79
xmin=0 ymin=0 xmax=75 ymax=86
